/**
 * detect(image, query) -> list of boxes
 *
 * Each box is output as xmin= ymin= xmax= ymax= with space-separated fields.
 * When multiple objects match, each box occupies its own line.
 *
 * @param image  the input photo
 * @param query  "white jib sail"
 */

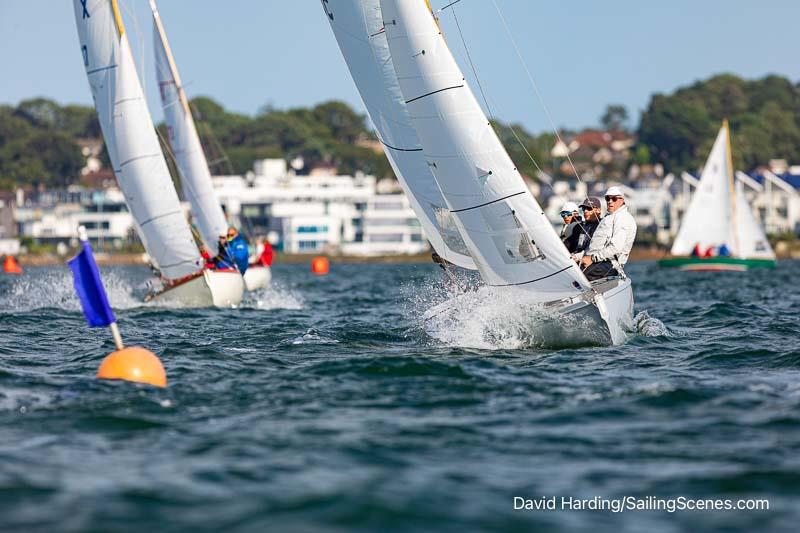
xmin=73 ymin=0 xmax=202 ymax=280
xmin=323 ymin=0 xmax=475 ymax=269
xmin=380 ymin=0 xmax=589 ymax=298
xmin=735 ymin=179 xmax=776 ymax=259
xmin=671 ymin=123 xmax=738 ymax=256
xmin=151 ymin=0 xmax=229 ymax=252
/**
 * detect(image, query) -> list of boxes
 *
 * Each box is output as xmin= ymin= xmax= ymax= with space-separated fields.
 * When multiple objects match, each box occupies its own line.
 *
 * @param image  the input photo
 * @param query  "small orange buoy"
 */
xmin=97 ymin=346 xmax=167 ymax=388
xmin=3 ymin=255 xmax=22 ymax=275
xmin=311 ymin=256 xmax=330 ymax=275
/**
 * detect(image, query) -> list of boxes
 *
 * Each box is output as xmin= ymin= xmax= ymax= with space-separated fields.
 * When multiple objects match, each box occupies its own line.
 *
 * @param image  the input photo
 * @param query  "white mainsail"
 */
xmin=671 ymin=123 xmax=738 ymax=256
xmin=380 ymin=0 xmax=589 ymax=298
xmin=150 ymin=0 xmax=229 ymax=251
xmin=73 ymin=0 xmax=202 ymax=280
xmin=323 ymin=0 xmax=475 ymax=268
xmin=671 ymin=120 xmax=775 ymax=260
xmin=735 ymin=179 xmax=775 ymax=259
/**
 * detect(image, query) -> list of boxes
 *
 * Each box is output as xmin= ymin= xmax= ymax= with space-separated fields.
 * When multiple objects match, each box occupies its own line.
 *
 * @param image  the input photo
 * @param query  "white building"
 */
xmin=213 ymin=159 xmax=429 ymax=255
xmin=14 ymin=187 xmax=137 ymax=247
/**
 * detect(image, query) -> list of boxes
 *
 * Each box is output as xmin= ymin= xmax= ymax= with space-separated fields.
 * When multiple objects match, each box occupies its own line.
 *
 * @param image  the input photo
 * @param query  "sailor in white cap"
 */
xmin=580 ymin=186 xmax=637 ymax=281
xmin=559 ymin=201 xmax=581 ymax=244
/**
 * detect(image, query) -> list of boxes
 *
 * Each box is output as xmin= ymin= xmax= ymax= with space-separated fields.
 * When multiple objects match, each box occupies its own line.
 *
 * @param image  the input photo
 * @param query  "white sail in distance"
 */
xmin=322 ymin=0 xmax=475 ymax=269
xmin=735 ymin=179 xmax=775 ymax=260
xmin=380 ymin=0 xmax=589 ymax=298
xmin=73 ymin=0 xmax=202 ymax=280
xmin=671 ymin=123 xmax=738 ymax=256
xmin=151 ymin=0 xmax=229 ymax=251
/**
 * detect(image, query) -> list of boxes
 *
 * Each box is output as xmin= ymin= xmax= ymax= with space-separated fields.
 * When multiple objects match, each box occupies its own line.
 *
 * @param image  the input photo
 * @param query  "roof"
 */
xmin=572 ymin=130 xmax=631 ymax=148
xmin=749 ymin=172 xmax=800 ymax=190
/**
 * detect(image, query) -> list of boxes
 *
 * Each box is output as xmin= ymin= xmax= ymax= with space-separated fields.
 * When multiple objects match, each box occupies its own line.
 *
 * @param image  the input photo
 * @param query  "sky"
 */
xmin=1 ymin=0 xmax=799 ymax=134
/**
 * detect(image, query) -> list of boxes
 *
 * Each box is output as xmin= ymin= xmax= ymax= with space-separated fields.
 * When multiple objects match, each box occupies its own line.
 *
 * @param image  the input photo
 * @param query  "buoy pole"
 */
xmin=109 ymin=322 xmax=124 ymax=351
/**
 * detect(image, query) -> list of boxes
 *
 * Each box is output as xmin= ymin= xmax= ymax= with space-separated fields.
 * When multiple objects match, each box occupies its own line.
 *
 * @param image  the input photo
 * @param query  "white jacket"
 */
xmin=586 ymin=205 xmax=637 ymax=265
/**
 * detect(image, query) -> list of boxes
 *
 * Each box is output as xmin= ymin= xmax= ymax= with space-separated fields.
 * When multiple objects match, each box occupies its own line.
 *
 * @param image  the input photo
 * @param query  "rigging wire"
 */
xmin=488 ymin=0 xmax=584 ymax=185
xmin=448 ymin=4 xmax=549 ymax=187
xmin=443 ymin=0 xmax=594 ymax=246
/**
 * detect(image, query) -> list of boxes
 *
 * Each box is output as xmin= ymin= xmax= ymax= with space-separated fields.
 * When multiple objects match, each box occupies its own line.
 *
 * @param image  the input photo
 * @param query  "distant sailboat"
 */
xmin=73 ymin=0 xmax=244 ymax=306
xmin=325 ymin=0 xmax=633 ymax=344
xmin=659 ymin=121 xmax=776 ymax=271
xmin=149 ymin=0 xmax=270 ymax=291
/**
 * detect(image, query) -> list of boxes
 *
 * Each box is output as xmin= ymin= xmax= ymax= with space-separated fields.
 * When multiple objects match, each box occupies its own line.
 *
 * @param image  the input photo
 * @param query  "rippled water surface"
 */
xmin=1 ymin=261 xmax=799 ymax=532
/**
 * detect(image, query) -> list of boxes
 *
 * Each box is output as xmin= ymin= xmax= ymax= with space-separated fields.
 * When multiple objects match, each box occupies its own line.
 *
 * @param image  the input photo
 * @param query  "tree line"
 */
xmin=1 ymin=73 xmax=799 ymax=190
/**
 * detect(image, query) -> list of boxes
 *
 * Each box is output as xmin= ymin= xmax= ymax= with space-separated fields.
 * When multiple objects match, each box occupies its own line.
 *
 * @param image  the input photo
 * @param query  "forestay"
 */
xmin=73 ymin=0 xmax=202 ymax=280
xmin=380 ymin=0 xmax=589 ymax=298
xmin=151 ymin=0 xmax=229 ymax=251
xmin=322 ymin=0 xmax=475 ymax=269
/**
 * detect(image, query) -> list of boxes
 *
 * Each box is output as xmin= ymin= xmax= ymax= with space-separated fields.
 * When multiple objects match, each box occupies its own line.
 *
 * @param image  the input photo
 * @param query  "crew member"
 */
xmin=214 ymin=235 xmax=235 ymax=270
xmin=567 ymin=196 xmax=602 ymax=256
xmin=559 ymin=202 xmax=581 ymax=244
xmin=226 ymin=227 xmax=250 ymax=274
xmin=255 ymin=238 xmax=274 ymax=267
xmin=580 ymin=186 xmax=637 ymax=281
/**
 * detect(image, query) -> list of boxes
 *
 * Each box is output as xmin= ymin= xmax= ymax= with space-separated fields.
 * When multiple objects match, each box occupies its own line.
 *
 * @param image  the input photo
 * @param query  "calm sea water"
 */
xmin=1 ymin=260 xmax=799 ymax=532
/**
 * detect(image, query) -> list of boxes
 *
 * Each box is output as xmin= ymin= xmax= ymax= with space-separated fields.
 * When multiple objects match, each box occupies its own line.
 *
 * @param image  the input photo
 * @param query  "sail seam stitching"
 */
xmin=405 ymin=84 xmax=464 ymax=104
xmin=119 ymin=153 xmax=162 ymax=168
xmin=379 ymin=139 xmax=423 ymax=152
xmin=450 ymin=191 xmax=526 ymax=213
xmin=490 ymin=265 xmax=574 ymax=287
xmin=86 ymin=65 xmax=118 ymax=75
xmin=139 ymin=210 xmax=183 ymax=227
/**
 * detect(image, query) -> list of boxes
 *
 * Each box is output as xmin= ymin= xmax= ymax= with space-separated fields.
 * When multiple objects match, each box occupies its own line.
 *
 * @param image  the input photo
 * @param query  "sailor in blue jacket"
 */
xmin=226 ymin=227 xmax=250 ymax=275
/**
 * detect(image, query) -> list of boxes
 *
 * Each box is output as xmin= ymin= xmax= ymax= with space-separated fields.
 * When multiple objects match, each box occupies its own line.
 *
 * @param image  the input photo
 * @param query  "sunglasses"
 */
xmin=560 ymin=211 xmax=573 ymax=217
xmin=605 ymin=196 xmax=623 ymax=202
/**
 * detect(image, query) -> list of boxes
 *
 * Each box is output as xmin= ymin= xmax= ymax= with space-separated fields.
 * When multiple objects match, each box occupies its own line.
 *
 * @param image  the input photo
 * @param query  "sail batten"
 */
xmin=151 ymin=0 xmax=229 ymax=252
xmin=379 ymin=0 xmax=588 ymax=297
xmin=323 ymin=0 xmax=476 ymax=269
xmin=73 ymin=0 xmax=202 ymax=281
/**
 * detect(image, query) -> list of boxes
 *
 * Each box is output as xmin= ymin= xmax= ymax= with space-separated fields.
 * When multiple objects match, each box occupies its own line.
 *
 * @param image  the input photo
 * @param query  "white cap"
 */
xmin=560 ymin=201 xmax=579 ymax=214
xmin=605 ymin=186 xmax=624 ymax=198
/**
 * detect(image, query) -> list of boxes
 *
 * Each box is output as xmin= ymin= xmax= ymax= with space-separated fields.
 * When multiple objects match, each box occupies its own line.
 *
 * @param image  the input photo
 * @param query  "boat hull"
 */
xmin=147 ymin=270 xmax=244 ymax=307
xmin=423 ymin=277 xmax=634 ymax=348
xmin=553 ymin=277 xmax=634 ymax=346
xmin=658 ymin=256 xmax=776 ymax=271
xmin=243 ymin=265 xmax=272 ymax=291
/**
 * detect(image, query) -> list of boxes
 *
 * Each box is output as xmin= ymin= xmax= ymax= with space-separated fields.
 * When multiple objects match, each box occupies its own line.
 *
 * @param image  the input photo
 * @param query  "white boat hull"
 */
xmin=423 ymin=277 xmax=634 ymax=348
xmin=147 ymin=270 xmax=244 ymax=308
xmin=243 ymin=265 xmax=272 ymax=291
xmin=555 ymin=277 xmax=634 ymax=346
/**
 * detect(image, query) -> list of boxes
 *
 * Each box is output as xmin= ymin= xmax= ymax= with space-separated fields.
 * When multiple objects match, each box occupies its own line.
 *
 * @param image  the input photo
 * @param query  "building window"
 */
xmin=368 ymin=234 xmax=404 ymax=243
xmin=298 ymin=241 xmax=319 ymax=251
xmin=297 ymin=225 xmax=329 ymax=233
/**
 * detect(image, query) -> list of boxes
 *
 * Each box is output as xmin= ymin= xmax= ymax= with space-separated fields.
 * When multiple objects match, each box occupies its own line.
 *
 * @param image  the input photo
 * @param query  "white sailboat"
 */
xmin=325 ymin=0 xmax=633 ymax=344
xmin=73 ymin=0 xmax=243 ymax=306
xmin=660 ymin=121 xmax=776 ymax=271
xmin=149 ymin=1 xmax=270 ymax=291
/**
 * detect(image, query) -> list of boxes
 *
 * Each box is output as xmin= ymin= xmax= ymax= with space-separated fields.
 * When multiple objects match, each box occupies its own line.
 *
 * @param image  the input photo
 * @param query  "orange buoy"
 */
xmin=96 ymin=346 xmax=167 ymax=388
xmin=3 ymin=255 xmax=22 ymax=275
xmin=311 ymin=256 xmax=330 ymax=275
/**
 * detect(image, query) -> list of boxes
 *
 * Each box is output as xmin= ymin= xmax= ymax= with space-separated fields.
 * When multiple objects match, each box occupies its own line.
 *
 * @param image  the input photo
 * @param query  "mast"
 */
xmin=150 ymin=0 xmax=229 ymax=251
xmin=322 ymin=0 xmax=476 ymax=269
xmin=380 ymin=0 xmax=589 ymax=298
xmin=723 ymin=119 xmax=741 ymax=257
xmin=73 ymin=0 xmax=203 ymax=280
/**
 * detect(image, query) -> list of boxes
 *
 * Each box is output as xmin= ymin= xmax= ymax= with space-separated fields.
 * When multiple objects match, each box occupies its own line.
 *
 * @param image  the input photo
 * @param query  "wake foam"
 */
xmin=3 ymin=269 xmax=140 ymax=312
xmin=633 ymin=311 xmax=670 ymax=337
xmin=241 ymin=284 xmax=304 ymax=310
xmin=412 ymin=282 xmax=607 ymax=350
